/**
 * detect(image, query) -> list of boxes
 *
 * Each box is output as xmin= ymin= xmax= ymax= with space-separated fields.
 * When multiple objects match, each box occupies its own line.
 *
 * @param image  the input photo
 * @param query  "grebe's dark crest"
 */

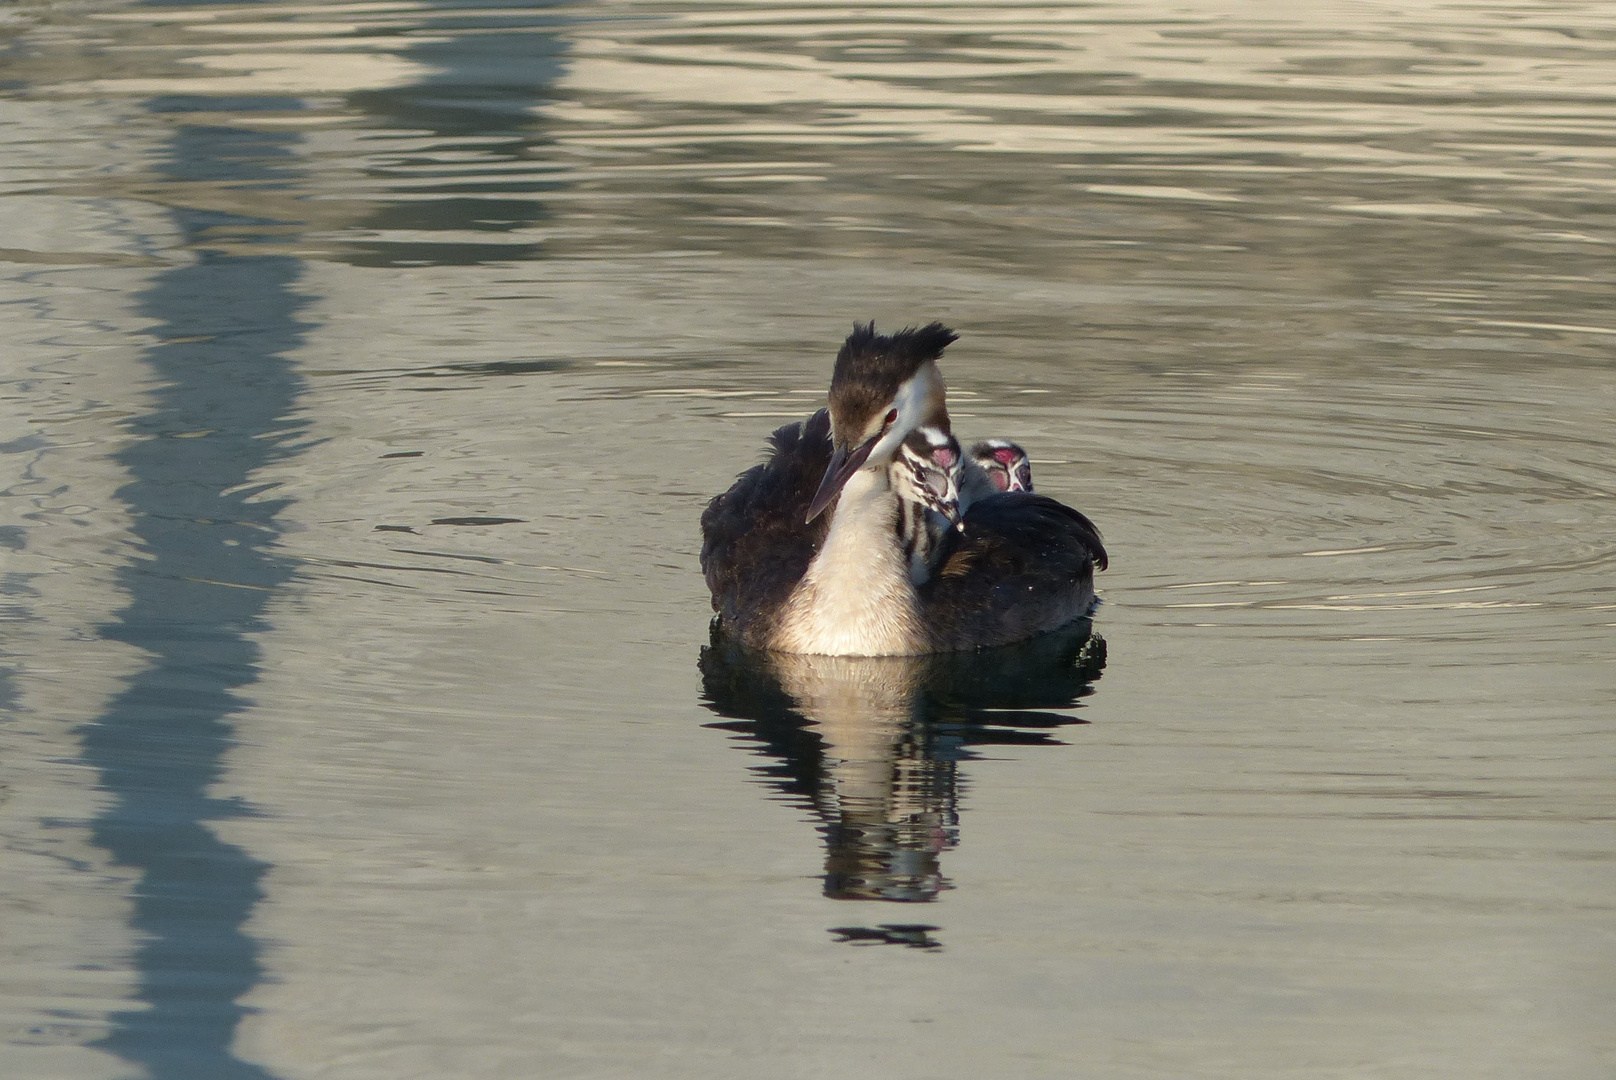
xmin=700 ymin=323 xmax=1105 ymax=655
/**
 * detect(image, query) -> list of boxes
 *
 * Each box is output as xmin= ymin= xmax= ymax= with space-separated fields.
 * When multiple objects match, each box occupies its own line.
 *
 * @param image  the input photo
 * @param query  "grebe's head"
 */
xmin=890 ymin=426 xmax=964 ymax=531
xmin=806 ymin=322 xmax=958 ymax=522
xmin=969 ymin=438 xmax=1033 ymax=493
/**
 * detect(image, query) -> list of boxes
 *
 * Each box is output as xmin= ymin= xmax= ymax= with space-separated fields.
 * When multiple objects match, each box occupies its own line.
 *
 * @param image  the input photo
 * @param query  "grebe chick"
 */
xmin=889 ymin=425 xmax=965 ymax=586
xmin=897 ymin=431 xmax=1044 ymax=586
xmin=969 ymin=438 xmax=1033 ymax=493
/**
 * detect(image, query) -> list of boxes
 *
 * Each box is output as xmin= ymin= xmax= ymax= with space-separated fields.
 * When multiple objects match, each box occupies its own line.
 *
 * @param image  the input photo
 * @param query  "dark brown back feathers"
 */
xmin=920 ymin=493 xmax=1107 ymax=651
xmin=700 ymin=408 xmax=834 ymax=647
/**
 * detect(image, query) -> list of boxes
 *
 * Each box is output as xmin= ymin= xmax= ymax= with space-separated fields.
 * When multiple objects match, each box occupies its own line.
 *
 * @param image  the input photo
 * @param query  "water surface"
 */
xmin=0 ymin=2 xmax=1612 ymax=1077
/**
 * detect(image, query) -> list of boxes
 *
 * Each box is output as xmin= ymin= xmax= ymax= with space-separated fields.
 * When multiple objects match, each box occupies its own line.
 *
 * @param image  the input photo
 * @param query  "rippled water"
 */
xmin=2 ymin=1 xmax=1613 ymax=1077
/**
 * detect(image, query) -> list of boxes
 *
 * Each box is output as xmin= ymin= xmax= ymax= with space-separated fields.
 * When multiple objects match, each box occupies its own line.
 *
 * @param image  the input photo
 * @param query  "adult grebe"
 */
xmin=700 ymin=323 xmax=1106 ymax=655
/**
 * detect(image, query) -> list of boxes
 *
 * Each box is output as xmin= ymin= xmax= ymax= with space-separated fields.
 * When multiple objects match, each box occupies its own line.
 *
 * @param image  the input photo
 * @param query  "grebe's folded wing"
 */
xmin=921 ymin=493 xmax=1107 ymax=651
xmin=700 ymin=408 xmax=833 ymax=643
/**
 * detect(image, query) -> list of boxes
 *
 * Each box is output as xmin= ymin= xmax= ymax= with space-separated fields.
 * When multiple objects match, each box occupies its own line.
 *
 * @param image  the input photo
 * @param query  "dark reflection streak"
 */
xmin=341 ymin=2 xmax=569 ymax=269
xmin=81 ymin=113 xmax=307 ymax=1077
xmin=829 ymin=924 xmax=943 ymax=950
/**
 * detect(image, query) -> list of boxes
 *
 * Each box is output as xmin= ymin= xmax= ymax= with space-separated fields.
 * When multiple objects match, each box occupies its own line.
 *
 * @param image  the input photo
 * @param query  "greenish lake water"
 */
xmin=0 ymin=2 xmax=1611 ymax=1077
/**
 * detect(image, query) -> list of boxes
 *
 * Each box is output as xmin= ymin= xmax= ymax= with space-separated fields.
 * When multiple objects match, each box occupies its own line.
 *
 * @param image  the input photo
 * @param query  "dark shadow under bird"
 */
xmin=700 ymin=323 xmax=1106 ymax=655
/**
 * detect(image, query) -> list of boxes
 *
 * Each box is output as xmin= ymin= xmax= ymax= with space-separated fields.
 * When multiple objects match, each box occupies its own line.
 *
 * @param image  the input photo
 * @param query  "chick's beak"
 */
xmin=922 ymin=473 xmax=964 ymax=532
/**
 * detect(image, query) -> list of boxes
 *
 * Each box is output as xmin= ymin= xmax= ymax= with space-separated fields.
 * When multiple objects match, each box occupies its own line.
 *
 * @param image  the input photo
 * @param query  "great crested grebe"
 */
xmin=969 ymin=438 xmax=1033 ymax=493
xmin=700 ymin=322 xmax=1106 ymax=656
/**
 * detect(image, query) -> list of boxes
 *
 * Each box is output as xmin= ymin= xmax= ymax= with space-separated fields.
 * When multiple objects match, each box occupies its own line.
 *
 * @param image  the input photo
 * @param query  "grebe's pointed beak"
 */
xmin=805 ymin=433 xmax=879 ymax=523
xmin=933 ymin=489 xmax=964 ymax=532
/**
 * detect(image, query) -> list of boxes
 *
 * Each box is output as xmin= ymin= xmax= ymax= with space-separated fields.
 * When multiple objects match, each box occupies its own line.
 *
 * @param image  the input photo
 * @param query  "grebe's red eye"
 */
xmin=884 ymin=409 xmax=898 ymax=426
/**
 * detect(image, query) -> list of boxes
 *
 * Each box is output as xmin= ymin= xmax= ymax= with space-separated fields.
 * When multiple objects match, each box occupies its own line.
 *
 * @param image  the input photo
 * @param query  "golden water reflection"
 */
xmin=700 ymin=623 xmax=1106 ymax=902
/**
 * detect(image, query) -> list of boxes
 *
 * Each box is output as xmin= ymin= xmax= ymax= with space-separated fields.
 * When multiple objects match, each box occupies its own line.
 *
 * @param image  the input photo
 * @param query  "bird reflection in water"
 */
xmin=699 ymin=620 xmax=1106 ymax=904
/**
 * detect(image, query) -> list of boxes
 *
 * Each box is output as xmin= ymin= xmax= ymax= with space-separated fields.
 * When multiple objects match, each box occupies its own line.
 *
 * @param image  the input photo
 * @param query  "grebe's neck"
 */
xmin=959 ymin=457 xmax=1001 ymax=504
xmin=897 ymin=498 xmax=944 ymax=586
xmin=772 ymin=468 xmax=925 ymax=656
